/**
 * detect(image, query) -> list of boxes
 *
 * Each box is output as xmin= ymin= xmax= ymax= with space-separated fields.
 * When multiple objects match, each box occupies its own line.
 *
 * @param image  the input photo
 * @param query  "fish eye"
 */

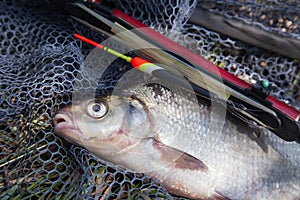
xmin=86 ymin=100 xmax=108 ymax=119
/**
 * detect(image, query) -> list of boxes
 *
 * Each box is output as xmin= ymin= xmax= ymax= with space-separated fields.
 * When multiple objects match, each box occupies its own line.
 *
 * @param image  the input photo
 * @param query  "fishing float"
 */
xmin=74 ymin=33 xmax=158 ymax=72
xmin=73 ymin=33 xmax=211 ymax=97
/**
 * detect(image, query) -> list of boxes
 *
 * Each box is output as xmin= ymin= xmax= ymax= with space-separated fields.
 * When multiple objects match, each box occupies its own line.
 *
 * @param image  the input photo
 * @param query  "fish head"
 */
xmin=53 ymin=94 xmax=153 ymax=157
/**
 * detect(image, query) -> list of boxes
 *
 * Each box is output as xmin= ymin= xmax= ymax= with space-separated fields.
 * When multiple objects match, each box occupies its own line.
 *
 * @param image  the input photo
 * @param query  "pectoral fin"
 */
xmin=152 ymin=139 xmax=208 ymax=171
xmin=211 ymin=191 xmax=231 ymax=200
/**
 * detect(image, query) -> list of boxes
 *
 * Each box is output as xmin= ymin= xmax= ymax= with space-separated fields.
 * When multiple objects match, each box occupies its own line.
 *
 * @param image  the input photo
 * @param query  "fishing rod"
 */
xmin=67 ymin=2 xmax=279 ymax=120
xmin=66 ymin=1 xmax=300 ymax=143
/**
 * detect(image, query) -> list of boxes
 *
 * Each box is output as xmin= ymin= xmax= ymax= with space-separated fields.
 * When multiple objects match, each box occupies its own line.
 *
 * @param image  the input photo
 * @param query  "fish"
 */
xmin=54 ymin=82 xmax=300 ymax=200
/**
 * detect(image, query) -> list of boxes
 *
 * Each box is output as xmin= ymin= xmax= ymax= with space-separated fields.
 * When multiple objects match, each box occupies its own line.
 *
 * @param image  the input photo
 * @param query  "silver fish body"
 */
xmin=54 ymin=83 xmax=300 ymax=200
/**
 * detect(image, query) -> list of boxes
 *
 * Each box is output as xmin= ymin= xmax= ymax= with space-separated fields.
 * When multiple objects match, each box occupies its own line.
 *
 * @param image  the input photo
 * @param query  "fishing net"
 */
xmin=0 ymin=0 xmax=299 ymax=199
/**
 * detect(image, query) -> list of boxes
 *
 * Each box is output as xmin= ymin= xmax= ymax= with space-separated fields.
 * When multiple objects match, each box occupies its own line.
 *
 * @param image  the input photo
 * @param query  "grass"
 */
xmin=0 ymin=93 xmax=79 ymax=199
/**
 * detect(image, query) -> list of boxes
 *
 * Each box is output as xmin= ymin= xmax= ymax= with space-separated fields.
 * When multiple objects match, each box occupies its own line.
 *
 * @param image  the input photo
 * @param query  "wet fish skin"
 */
xmin=54 ymin=83 xmax=300 ymax=200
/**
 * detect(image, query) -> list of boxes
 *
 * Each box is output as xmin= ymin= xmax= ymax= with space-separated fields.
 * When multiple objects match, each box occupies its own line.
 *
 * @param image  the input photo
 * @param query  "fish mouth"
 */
xmin=53 ymin=108 xmax=80 ymax=139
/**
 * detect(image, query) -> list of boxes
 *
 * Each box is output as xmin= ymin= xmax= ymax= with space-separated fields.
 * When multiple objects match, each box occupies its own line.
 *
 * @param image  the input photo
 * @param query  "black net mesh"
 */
xmin=0 ymin=0 xmax=299 ymax=199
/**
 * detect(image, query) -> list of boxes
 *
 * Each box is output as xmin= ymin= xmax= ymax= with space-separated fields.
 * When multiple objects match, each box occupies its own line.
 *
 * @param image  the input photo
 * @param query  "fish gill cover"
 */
xmin=0 ymin=0 xmax=299 ymax=199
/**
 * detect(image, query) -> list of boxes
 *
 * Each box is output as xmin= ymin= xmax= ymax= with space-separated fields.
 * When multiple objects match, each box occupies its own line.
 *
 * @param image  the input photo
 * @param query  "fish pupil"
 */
xmin=128 ymin=104 xmax=135 ymax=115
xmin=93 ymin=104 xmax=101 ymax=112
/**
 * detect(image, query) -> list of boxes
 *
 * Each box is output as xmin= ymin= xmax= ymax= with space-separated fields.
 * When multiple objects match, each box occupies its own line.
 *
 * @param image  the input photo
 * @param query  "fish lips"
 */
xmin=53 ymin=107 xmax=83 ymax=144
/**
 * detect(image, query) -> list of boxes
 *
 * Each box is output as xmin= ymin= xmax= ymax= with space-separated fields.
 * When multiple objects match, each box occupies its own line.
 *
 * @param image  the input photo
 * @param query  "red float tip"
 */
xmin=73 ymin=33 xmax=104 ymax=49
